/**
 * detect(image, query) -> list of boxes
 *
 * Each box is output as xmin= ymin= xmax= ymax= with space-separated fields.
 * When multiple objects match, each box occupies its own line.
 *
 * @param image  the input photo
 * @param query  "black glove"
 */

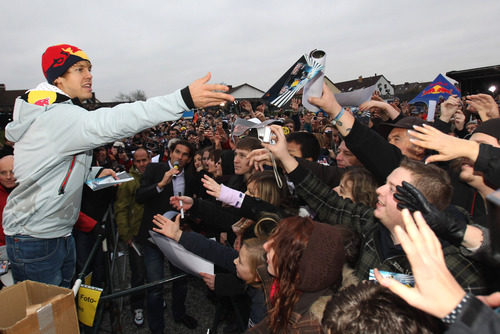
xmin=394 ymin=181 xmax=467 ymax=246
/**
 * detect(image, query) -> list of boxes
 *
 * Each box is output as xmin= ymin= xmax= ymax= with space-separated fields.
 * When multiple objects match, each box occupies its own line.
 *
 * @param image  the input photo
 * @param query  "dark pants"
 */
xmin=74 ymin=229 xmax=105 ymax=287
xmin=143 ymin=242 xmax=188 ymax=334
xmin=128 ymin=243 xmax=146 ymax=310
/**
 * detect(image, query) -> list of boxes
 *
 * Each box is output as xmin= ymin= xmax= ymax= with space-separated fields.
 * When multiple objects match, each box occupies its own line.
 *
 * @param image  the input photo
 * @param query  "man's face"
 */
xmin=234 ymin=148 xmax=252 ymax=175
xmin=374 ymin=167 xmax=413 ymax=229
xmin=460 ymin=132 xmax=500 ymax=186
xmin=53 ymin=60 xmax=92 ymax=100
xmin=168 ymin=130 xmax=178 ymax=139
xmin=133 ymin=149 xmax=151 ymax=174
xmin=336 ymin=141 xmax=361 ymax=168
xmin=388 ymin=128 xmax=419 ymax=159
xmin=170 ymin=144 xmax=192 ymax=170
xmin=287 ymin=141 xmax=302 ymax=159
xmin=0 ymin=156 xmax=16 ymax=189
xmin=97 ymin=149 xmax=107 ymax=163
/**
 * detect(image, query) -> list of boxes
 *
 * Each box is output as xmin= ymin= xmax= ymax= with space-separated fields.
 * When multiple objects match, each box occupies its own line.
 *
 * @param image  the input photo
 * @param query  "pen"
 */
xmin=178 ymin=192 xmax=184 ymax=219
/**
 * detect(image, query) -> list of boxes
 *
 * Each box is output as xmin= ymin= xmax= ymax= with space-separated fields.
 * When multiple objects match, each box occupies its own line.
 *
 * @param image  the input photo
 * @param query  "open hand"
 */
xmin=152 ymin=213 xmax=182 ymax=242
xmin=202 ymin=174 xmax=221 ymax=198
xmin=375 ymin=209 xmax=466 ymax=319
xmin=189 ymin=73 xmax=234 ymax=108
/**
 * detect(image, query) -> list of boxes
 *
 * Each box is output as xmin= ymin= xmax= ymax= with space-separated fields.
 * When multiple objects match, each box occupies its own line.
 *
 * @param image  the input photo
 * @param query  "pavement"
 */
xmin=88 ymin=247 xmax=233 ymax=334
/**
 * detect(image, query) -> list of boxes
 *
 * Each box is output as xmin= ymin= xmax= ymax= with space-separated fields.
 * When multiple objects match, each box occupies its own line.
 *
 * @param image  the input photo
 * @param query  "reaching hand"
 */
xmin=99 ymin=168 xmax=117 ymax=179
xmin=308 ymin=83 xmax=342 ymax=118
xmin=202 ymin=174 xmax=221 ymax=199
xmin=394 ymin=181 xmax=467 ymax=246
xmin=375 ymin=209 xmax=466 ymax=319
xmin=477 ymin=292 xmax=500 ymax=308
xmin=260 ymin=125 xmax=298 ymax=173
xmin=439 ymin=95 xmax=461 ymax=122
xmin=408 ymin=124 xmax=479 ymax=164
xmin=290 ymin=98 xmax=300 ymax=112
xmin=466 ymin=94 xmax=500 ymax=121
xmin=247 ymin=148 xmax=273 ymax=172
xmin=240 ymin=100 xmax=253 ymax=113
xmin=188 ymin=73 xmax=234 ymax=108
xmin=255 ymin=111 xmax=266 ymax=122
xmin=169 ymin=195 xmax=194 ymax=212
xmin=152 ymin=213 xmax=182 ymax=242
xmin=360 ymin=100 xmax=400 ymax=120
xmin=200 ymin=272 xmax=215 ymax=291
xmin=370 ymin=90 xmax=384 ymax=102
xmin=453 ymin=110 xmax=466 ymax=131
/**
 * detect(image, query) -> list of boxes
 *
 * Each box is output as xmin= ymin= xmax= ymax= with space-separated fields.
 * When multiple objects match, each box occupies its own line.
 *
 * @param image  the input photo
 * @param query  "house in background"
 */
xmin=335 ymin=74 xmax=394 ymax=99
xmin=227 ymin=83 xmax=265 ymax=100
xmin=393 ymin=81 xmax=432 ymax=102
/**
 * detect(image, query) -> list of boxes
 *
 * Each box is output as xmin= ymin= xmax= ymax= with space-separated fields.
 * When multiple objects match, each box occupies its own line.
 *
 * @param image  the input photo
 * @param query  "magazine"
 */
xmin=86 ymin=171 xmax=133 ymax=191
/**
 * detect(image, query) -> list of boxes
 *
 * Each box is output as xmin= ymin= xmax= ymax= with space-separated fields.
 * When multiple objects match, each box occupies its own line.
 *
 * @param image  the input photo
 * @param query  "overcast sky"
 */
xmin=1 ymin=0 xmax=499 ymax=101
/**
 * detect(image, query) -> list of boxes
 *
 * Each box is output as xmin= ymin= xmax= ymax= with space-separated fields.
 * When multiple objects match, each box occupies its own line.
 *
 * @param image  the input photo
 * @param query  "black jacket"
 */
xmin=136 ymin=162 xmax=195 ymax=242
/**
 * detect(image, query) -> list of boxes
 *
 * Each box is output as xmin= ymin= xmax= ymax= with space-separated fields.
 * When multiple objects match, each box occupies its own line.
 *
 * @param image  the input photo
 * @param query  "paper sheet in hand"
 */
xmin=149 ymin=231 xmax=214 ymax=277
xmin=86 ymin=171 xmax=133 ymax=191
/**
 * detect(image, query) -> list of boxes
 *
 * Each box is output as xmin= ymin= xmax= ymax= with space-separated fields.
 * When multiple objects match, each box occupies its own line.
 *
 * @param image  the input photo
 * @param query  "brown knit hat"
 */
xmin=297 ymin=223 xmax=345 ymax=292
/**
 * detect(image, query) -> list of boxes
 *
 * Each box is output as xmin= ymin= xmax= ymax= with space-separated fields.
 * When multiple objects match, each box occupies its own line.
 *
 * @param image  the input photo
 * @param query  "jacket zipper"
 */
xmin=58 ymin=155 xmax=76 ymax=195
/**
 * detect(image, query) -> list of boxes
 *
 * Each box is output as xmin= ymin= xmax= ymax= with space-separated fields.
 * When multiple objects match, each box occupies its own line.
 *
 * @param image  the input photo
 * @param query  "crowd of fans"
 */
xmin=1 ymin=43 xmax=500 ymax=334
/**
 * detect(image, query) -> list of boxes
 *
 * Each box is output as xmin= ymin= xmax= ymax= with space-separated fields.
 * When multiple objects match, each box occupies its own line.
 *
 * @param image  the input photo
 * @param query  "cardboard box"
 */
xmin=0 ymin=280 xmax=79 ymax=333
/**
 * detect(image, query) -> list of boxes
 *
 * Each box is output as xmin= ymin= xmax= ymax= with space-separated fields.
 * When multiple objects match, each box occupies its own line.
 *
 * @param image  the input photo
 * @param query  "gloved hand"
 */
xmin=394 ymin=181 xmax=467 ymax=246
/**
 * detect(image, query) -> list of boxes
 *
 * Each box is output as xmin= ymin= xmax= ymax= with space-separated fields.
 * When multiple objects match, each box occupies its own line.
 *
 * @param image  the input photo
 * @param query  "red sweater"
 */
xmin=0 ymin=185 xmax=10 ymax=246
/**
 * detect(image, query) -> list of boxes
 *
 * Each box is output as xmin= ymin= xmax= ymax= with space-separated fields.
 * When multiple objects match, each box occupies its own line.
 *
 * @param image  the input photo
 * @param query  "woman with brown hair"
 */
xmin=248 ymin=216 xmax=346 ymax=333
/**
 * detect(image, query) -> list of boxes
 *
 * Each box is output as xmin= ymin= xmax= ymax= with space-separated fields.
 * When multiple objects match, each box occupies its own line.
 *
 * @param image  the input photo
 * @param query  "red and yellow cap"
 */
xmin=42 ymin=44 xmax=90 ymax=84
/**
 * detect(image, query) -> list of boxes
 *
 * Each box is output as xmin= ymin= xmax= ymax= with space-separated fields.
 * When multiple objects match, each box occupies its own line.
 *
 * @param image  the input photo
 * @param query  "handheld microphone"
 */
xmin=173 ymin=161 xmax=180 ymax=169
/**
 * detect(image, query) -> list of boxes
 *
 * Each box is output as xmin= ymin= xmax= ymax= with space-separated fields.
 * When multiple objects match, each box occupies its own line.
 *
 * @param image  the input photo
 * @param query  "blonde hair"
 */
xmin=241 ymin=238 xmax=267 ymax=285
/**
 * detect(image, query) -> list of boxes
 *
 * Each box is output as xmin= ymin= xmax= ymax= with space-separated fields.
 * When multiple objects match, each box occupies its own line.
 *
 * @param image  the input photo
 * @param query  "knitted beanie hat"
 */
xmin=473 ymin=118 xmax=500 ymax=142
xmin=42 ymin=44 xmax=90 ymax=84
xmin=297 ymin=223 xmax=345 ymax=292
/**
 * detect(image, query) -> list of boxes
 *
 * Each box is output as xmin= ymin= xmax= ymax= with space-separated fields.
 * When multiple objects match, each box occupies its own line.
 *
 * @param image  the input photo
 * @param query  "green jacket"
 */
xmin=114 ymin=166 xmax=144 ymax=242
xmin=288 ymin=164 xmax=491 ymax=295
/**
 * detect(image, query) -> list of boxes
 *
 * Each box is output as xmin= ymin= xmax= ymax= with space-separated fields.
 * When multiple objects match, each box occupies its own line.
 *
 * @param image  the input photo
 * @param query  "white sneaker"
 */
xmin=133 ymin=308 xmax=144 ymax=326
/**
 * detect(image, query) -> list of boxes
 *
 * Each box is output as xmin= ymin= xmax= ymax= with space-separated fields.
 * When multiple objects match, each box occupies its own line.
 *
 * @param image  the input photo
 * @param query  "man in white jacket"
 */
xmin=3 ymin=43 xmax=233 ymax=287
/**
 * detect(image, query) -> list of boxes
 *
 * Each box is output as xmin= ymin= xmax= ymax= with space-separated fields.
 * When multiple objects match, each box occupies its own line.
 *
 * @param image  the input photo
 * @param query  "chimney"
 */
xmin=358 ymin=76 xmax=363 ymax=83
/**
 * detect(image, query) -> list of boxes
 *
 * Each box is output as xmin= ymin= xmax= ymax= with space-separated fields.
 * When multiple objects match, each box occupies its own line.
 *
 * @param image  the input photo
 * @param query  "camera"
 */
xmin=257 ymin=126 xmax=272 ymax=143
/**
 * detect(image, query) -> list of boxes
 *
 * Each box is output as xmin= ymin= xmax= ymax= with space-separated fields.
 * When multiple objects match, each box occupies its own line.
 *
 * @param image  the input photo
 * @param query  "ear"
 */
xmin=53 ymin=77 xmax=62 ymax=88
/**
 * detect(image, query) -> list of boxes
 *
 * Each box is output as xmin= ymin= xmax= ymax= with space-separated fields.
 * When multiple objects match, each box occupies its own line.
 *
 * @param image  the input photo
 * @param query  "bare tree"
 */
xmin=114 ymin=89 xmax=147 ymax=102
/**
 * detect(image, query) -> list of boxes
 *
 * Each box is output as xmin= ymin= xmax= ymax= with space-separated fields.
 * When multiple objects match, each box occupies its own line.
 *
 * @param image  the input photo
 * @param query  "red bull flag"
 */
xmin=409 ymin=74 xmax=461 ymax=105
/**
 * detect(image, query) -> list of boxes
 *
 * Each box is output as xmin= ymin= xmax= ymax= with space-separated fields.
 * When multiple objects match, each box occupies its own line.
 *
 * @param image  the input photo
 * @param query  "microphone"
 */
xmin=173 ymin=161 xmax=180 ymax=169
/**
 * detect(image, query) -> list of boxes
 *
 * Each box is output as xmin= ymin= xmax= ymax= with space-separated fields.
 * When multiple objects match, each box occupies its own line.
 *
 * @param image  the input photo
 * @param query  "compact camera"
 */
xmin=257 ymin=126 xmax=272 ymax=143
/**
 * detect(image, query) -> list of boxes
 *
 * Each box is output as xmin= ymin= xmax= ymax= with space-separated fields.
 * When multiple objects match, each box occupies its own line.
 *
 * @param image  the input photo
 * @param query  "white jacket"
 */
xmin=4 ymin=83 xmax=189 ymax=238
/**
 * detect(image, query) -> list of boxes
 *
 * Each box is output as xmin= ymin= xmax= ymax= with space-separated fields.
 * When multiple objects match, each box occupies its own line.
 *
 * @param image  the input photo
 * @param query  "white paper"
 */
xmin=302 ymin=50 xmax=326 ymax=112
xmin=149 ymin=231 xmax=214 ymax=277
xmin=427 ymin=100 xmax=437 ymax=122
xmin=86 ymin=171 xmax=133 ymax=191
xmin=334 ymin=84 xmax=378 ymax=107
